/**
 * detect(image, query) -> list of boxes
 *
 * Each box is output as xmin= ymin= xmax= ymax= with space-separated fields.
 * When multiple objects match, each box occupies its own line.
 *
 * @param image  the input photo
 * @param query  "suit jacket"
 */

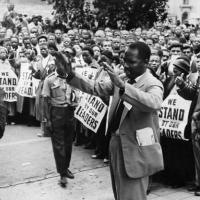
xmin=69 ymin=70 xmax=164 ymax=178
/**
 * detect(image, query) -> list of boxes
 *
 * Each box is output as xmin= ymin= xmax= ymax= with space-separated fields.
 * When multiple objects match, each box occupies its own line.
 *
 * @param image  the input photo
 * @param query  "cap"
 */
xmin=37 ymin=34 xmax=48 ymax=42
xmin=173 ymin=56 xmax=190 ymax=74
xmin=101 ymin=50 xmax=113 ymax=60
xmin=48 ymin=42 xmax=58 ymax=51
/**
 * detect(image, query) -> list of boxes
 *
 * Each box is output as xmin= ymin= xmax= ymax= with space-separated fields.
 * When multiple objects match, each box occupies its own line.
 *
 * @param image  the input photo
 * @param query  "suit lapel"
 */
xmin=108 ymin=87 xmax=120 ymax=125
xmin=119 ymin=71 xmax=149 ymax=126
xmin=107 ymin=71 xmax=150 ymax=131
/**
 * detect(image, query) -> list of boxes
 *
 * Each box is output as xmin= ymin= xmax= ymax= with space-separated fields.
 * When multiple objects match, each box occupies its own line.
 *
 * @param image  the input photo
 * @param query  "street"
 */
xmin=0 ymin=0 xmax=199 ymax=200
xmin=0 ymin=125 xmax=199 ymax=200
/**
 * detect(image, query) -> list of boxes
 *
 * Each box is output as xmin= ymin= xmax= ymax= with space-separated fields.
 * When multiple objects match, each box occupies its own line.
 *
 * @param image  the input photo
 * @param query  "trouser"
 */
xmin=51 ymin=106 xmax=74 ymax=176
xmin=109 ymin=135 xmax=148 ymax=200
xmin=95 ymin=115 xmax=107 ymax=156
xmin=192 ymin=132 xmax=200 ymax=186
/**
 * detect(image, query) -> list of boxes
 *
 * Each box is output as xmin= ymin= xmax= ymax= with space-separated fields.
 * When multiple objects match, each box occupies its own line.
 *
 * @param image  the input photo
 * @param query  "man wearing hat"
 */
xmin=28 ymin=15 xmax=42 ymax=35
xmin=161 ymin=56 xmax=195 ymax=189
xmin=38 ymin=34 xmax=48 ymax=46
xmin=0 ymin=88 xmax=6 ymax=139
xmin=174 ymin=56 xmax=200 ymax=196
xmin=173 ymin=56 xmax=191 ymax=76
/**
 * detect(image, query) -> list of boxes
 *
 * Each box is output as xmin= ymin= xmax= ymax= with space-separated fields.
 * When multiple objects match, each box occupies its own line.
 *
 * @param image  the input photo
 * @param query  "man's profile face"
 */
xmin=146 ymin=39 xmax=153 ymax=47
xmin=124 ymin=49 xmax=146 ymax=80
xmin=173 ymin=67 xmax=183 ymax=78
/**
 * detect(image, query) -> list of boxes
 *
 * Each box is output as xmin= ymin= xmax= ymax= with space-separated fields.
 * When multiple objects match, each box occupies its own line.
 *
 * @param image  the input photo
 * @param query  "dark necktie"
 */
xmin=110 ymin=79 xmax=136 ymax=133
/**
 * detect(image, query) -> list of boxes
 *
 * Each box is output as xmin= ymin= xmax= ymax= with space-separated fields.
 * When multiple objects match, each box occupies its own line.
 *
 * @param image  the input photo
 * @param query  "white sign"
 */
xmin=0 ymin=67 xmax=18 ymax=102
xmin=75 ymin=67 xmax=97 ymax=80
xmin=16 ymin=63 xmax=39 ymax=98
xmin=159 ymin=94 xmax=192 ymax=140
xmin=75 ymin=66 xmax=98 ymax=102
xmin=74 ymin=93 xmax=108 ymax=133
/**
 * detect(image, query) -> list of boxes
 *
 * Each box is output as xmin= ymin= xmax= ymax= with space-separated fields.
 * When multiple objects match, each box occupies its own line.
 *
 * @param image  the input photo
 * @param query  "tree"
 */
xmin=53 ymin=0 xmax=85 ymax=19
xmin=53 ymin=0 xmax=95 ymax=29
xmin=93 ymin=0 xmax=168 ymax=29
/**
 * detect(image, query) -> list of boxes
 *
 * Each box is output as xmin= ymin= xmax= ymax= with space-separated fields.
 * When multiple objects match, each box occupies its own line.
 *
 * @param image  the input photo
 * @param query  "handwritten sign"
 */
xmin=75 ymin=66 xmax=98 ymax=102
xmin=74 ymin=93 xmax=107 ymax=133
xmin=16 ymin=63 xmax=39 ymax=98
xmin=159 ymin=94 xmax=192 ymax=140
xmin=0 ymin=65 xmax=18 ymax=102
xmin=75 ymin=67 xmax=97 ymax=80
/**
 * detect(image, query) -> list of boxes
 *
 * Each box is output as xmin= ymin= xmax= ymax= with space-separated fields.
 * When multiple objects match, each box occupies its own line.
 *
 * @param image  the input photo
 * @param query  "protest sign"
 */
xmin=0 ymin=66 xmax=18 ymax=102
xmin=75 ymin=66 xmax=98 ymax=101
xmin=74 ymin=93 xmax=108 ymax=133
xmin=75 ymin=66 xmax=97 ymax=79
xmin=159 ymin=94 xmax=192 ymax=140
xmin=16 ymin=63 xmax=39 ymax=98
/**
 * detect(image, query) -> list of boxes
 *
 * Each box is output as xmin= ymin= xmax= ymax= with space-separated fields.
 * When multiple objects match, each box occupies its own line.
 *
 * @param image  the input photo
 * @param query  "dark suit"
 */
xmin=0 ymin=89 xmax=6 ymax=139
xmin=69 ymin=70 xmax=163 ymax=200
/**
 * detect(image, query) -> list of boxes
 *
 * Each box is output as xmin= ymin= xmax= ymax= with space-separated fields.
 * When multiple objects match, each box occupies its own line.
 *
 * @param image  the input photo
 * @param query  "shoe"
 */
xmin=103 ymin=158 xmax=109 ymax=164
xmin=91 ymin=154 xmax=104 ymax=159
xmin=195 ymin=190 xmax=200 ymax=196
xmin=84 ymin=143 xmax=95 ymax=149
xmin=171 ymin=183 xmax=184 ymax=188
xmin=188 ymin=185 xmax=200 ymax=192
xmin=147 ymin=188 xmax=151 ymax=195
xmin=74 ymin=141 xmax=82 ymax=146
xmin=59 ymin=176 xmax=67 ymax=187
xmin=37 ymin=133 xmax=50 ymax=137
xmin=66 ymin=169 xmax=74 ymax=179
xmin=37 ymin=133 xmax=44 ymax=137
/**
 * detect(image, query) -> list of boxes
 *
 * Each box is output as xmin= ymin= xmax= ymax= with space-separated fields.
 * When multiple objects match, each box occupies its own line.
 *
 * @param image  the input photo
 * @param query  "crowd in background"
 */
xmin=2 ymin=2 xmax=200 ymax=195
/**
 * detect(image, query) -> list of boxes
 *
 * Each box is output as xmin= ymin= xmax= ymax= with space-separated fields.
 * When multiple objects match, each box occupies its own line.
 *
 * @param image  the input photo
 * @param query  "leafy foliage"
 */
xmin=93 ymin=0 xmax=168 ymax=29
xmin=53 ymin=0 xmax=168 ymax=29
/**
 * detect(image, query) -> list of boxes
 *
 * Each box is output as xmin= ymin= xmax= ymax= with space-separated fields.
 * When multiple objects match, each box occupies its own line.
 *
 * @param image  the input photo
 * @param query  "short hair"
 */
xmin=10 ymin=36 xmax=19 ymax=42
xmin=128 ymin=42 xmax=151 ymax=61
xmin=168 ymin=43 xmax=183 ymax=51
xmin=83 ymin=46 xmax=94 ymax=57
xmin=182 ymin=44 xmax=193 ymax=52
xmin=23 ymin=36 xmax=30 ymax=42
xmin=197 ymin=53 xmax=200 ymax=59
xmin=151 ymin=48 xmax=163 ymax=58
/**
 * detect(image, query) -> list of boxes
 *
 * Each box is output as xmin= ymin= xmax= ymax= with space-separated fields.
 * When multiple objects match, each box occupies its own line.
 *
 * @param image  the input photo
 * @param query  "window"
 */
xmin=183 ymin=0 xmax=189 ymax=5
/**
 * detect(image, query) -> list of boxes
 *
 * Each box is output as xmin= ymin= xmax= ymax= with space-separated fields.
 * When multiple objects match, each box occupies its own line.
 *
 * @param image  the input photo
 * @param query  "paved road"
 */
xmin=0 ymin=125 xmax=105 ymax=187
xmin=0 ymin=125 xmax=200 ymax=200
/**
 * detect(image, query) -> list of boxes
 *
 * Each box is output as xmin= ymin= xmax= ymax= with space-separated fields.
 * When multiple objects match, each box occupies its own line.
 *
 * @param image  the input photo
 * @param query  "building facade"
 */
xmin=168 ymin=0 xmax=200 ymax=24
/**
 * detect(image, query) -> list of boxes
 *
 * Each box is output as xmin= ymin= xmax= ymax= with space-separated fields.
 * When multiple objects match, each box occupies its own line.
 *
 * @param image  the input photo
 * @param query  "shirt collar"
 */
xmin=55 ymin=70 xmax=58 ymax=77
xmin=135 ymin=71 xmax=146 ymax=82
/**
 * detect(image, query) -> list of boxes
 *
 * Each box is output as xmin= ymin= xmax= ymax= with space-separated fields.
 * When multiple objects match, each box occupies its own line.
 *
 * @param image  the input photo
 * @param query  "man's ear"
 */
xmin=145 ymin=59 xmax=149 ymax=64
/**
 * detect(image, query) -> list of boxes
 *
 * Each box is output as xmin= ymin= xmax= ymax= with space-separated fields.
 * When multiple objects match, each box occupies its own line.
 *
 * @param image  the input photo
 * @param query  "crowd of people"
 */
xmin=2 ymin=2 xmax=200 ymax=199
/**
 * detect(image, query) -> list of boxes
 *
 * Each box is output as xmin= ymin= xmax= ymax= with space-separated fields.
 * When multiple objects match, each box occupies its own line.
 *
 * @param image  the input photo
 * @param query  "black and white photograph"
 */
xmin=1 ymin=0 xmax=200 ymax=199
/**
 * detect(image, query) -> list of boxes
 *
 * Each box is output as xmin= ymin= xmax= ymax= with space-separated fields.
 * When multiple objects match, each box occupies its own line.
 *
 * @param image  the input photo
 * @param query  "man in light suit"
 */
xmin=53 ymin=42 xmax=164 ymax=200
